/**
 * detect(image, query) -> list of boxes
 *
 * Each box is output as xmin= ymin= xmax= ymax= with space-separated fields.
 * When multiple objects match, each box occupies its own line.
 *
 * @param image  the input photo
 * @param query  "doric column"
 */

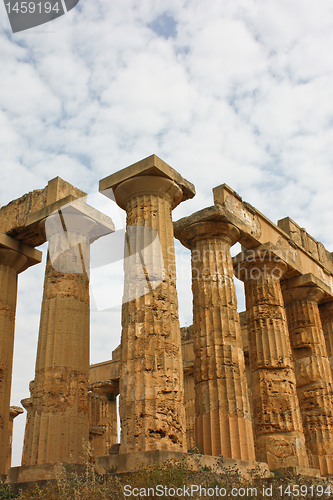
xmin=88 ymin=385 xmax=118 ymax=457
xmin=319 ymin=301 xmax=333 ymax=379
xmin=100 ymin=155 xmax=195 ymax=453
xmin=174 ymin=212 xmax=255 ymax=460
xmin=6 ymin=406 xmax=23 ymax=474
xmin=283 ymin=279 xmax=333 ymax=475
xmin=21 ymin=390 xmax=33 ymax=467
xmin=181 ymin=326 xmax=196 ymax=451
xmin=234 ymin=247 xmax=308 ymax=469
xmin=0 ymin=236 xmax=41 ymax=478
xmin=23 ymin=204 xmax=113 ymax=465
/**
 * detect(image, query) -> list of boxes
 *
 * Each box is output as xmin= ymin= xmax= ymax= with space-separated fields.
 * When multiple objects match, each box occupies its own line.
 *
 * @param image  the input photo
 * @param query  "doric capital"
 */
xmin=9 ymin=406 xmax=24 ymax=422
xmin=175 ymin=220 xmax=239 ymax=249
xmin=113 ymin=175 xmax=183 ymax=210
xmin=20 ymin=398 xmax=33 ymax=412
xmin=100 ymin=155 xmax=195 ymax=211
xmin=174 ymin=205 xmax=239 ymax=249
xmin=282 ymin=285 xmax=325 ymax=305
xmin=281 ymin=273 xmax=329 ymax=305
xmin=37 ymin=198 xmax=114 ymax=244
xmin=39 ymin=213 xmax=100 ymax=241
xmin=0 ymin=233 xmax=42 ymax=271
xmin=0 ymin=247 xmax=29 ymax=274
xmin=233 ymin=245 xmax=287 ymax=282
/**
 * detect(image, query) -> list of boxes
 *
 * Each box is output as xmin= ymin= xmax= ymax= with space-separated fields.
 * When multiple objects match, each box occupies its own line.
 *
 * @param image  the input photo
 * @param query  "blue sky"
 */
xmin=1 ymin=0 xmax=333 ymax=466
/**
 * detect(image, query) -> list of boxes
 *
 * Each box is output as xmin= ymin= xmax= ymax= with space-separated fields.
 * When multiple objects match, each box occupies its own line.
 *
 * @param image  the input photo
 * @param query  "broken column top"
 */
xmin=9 ymin=406 xmax=24 ymax=420
xmin=99 ymin=154 xmax=196 ymax=203
xmin=0 ymin=177 xmax=87 ymax=247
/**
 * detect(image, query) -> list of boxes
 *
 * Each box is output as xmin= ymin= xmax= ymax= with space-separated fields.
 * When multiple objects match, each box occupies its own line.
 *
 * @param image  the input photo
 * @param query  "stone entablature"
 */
xmin=214 ymin=184 xmax=333 ymax=284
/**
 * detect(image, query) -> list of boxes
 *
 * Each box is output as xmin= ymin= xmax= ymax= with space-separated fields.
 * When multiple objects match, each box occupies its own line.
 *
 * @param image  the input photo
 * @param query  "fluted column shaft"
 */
xmin=319 ymin=302 xmax=333 ymax=380
xmin=116 ymin=176 xmax=186 ymax=453
xmin=283 ymin=286 xmax=333 ymax=475
xmin=0 ymin=248 xmax=28 ymax=476
xmin=23 ymin=214 xmax=96 ymax=465
xmin=183 ymin=221 xmax=255 ymax=459
xmin=235 ymin=251 xmax=308 ymax=469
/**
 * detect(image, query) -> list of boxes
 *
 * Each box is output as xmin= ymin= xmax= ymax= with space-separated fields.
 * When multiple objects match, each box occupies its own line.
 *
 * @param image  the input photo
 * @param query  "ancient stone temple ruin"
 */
xmin=1 ymin=155 xmax=333 ymax=485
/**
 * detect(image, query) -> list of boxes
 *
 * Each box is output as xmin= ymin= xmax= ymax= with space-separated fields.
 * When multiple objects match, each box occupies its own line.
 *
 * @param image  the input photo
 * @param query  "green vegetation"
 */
xmin=1 ymin=456 xmax=333 ymax=499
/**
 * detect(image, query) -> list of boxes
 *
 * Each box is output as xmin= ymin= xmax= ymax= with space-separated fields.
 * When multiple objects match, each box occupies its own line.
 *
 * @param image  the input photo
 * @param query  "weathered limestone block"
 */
xmin=0 ymin=178 xmax=86 ymax=247
xmin=234 ymin=247 xmax=308 ymax=469
xmin=239 ymin=311 xmax=255 ymax=451
xmin=181 ymin=326 xmax=195 ymax=450
xmin=0 ymin=189 xmax=47 ymax=243
xmin=0 ymin=244 xmax=38 ymax=477
xmin=88 ymin=388 xmax=118 ymax=457
xmin=283 ymin=283 xmax=333 ymax=475
xmin=174 ymin=212 xmax=255 ymax=460
xmin=319 ymin=301 xmax=333 ymax=378
xmin=21 ymin=391 xmax=33 ymax=467
xmin=100 ymin=155 xmax=195 ymax=453
xmin=23 ymin=205 xmax=114 ymax=465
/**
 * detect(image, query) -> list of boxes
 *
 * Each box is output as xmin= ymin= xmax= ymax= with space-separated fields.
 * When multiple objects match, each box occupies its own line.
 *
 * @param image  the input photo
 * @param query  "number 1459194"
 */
xmin=5 ymin=2 xmax=60 ymax=14
xmin=277 ymin=484 xmax=331 ymax=496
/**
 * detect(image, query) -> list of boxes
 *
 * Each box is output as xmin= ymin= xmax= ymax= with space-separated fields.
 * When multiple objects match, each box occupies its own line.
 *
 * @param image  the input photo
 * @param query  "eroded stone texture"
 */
xmin=0 ymin=178 xmax=86 ymax=247
xmin=319 ymin=301 xmax=333 ymax=378
xmin=21 ymin=391 xmax=33 ymax=467
xmin=174 ymin=216 xmax=255 ymax=460
xmin=0 ymin=248 xmax=29 ymax=476
xmin=239 ymin=311 xmax=255 ymax=451
xmin=181 ymin=326 xmax=195 ymax=450
xmin=0 ymin=189 xmax=47 ymax=244
xmin=283 ymin=286 xmax=333 ymax=475
xmin=100 ymin=157 xmax=195 ymax=453
xmin=119 ymin=179 xmax=186 ymax=452
xmin=234 ymin=249 xmax=308 ymax=469
xmin=22 ymin=214 xmax=100 ymax=465
xmin=88 ymin=389 xmax=118 ymax=457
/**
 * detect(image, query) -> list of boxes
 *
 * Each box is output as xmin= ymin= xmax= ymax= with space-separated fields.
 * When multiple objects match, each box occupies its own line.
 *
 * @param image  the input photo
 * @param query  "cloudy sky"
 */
xmin=1 ymin=0 xmax=333 ymax=466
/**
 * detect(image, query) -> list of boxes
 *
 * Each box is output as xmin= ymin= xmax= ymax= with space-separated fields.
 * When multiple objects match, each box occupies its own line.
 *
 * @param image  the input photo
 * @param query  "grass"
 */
xmin=1 ymin=455 xmax=333 ymax=499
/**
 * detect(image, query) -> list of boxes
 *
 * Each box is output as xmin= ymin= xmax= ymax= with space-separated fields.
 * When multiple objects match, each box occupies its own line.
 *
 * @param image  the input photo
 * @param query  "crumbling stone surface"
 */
xmin=235 ymin=251 xmax=309 ymax=469
xmin=22 ymin=257 xmax=91 ymax=465
xmin=22 ymin=212 xmax=96 ymax=465
xmin=0 ymin=189 xmax=47 ymax=245
xmin=283 ymin=286 xmax=333 ymax=475
xmin=175 ymin=215 xmax=255 ymax=461
xmin=180 ymin=325 xmax=193 ymax=342
xmin=181 ymin=331 xmax=195 ymax=450
xmin=183 ymin=369 xmax=195 ymax=450
xmin=118 ymin=188 xmax=186 ymax=451
xmin=0 ymin=177 xmax=86 ymax=247
xmin=88 ymin=390 xmax=118 ymax=457
xmin=319 ymin=301 xmax=333 ymax=377
xmin=101 ymin=162 xmax=191 ymax=454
